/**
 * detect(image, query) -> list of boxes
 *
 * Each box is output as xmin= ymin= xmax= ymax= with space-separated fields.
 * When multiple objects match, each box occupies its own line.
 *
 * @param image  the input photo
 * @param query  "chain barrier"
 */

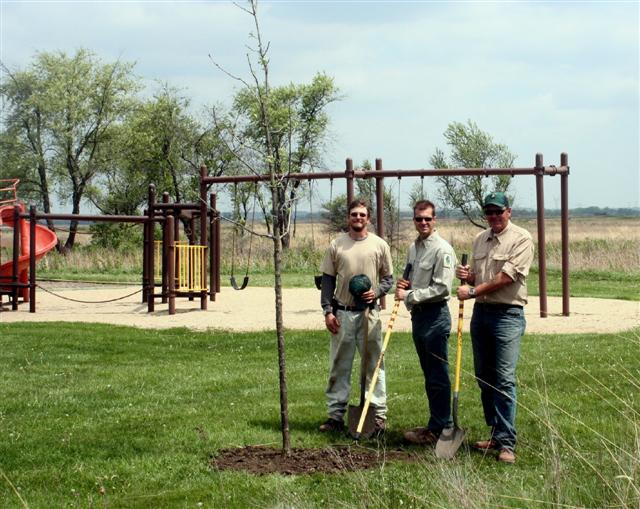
xmin=35 ymin=283 xmax=142 ymax=304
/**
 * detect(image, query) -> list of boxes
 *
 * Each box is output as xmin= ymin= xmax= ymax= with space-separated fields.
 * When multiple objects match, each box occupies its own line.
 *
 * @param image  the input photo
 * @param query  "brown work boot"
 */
xmin=497 ymin=448 xmax=516 ymax=464
xmin=374 ymin=417 xmax=386 ymax=434
xmin=472 ymin=438 xmax=498 ymax=451
xmin=403 ymin=427 xmax=439 ymax=445
xmin=319 ymin=418 xmax=344 ymax=432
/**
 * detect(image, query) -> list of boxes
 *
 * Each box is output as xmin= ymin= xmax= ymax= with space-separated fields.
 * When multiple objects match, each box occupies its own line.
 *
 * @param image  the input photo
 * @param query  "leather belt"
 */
xmin=474 ymin=302 xmax=523 ymax=310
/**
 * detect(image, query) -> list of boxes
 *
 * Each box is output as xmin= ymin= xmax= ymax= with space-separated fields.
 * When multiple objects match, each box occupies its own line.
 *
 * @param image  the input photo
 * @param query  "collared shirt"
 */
xmin=320 ymin=232 xmax=393 ymax=307
xmin=403 ymin=231 xmax=456 ymax=311
xmin=471 ymin=221 xmax=534 ymax=306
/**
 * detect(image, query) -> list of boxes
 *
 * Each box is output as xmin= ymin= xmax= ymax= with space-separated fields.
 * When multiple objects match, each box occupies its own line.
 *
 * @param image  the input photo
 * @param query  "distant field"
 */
xmin=3 ymin=216 xmax=639 ymax=298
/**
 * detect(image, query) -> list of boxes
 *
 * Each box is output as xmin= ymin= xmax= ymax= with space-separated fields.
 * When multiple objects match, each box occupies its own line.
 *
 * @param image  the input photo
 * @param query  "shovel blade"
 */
xmin=435 ymin=426 xmax=466 ymax=459
xmin=347 ymin=404 xmax=377 ymax=439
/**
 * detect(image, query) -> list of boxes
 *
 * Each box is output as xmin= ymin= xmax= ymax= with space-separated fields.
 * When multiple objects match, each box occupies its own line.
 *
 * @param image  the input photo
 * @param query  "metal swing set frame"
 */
xmin=202 ymin=153 xmax=571 ymax=318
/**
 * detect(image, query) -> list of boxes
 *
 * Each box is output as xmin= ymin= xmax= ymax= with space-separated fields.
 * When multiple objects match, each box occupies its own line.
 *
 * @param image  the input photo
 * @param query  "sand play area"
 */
xmin=2 ymin=282 xmax=638 ymax=334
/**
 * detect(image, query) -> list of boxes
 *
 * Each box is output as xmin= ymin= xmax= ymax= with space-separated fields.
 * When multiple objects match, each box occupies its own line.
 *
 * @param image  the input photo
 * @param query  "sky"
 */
xmin=1 ymin=0 xmax=638 ymax=211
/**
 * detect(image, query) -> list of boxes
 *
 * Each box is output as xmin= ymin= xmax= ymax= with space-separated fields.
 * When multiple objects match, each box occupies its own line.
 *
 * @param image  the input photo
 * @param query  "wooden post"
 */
xmin=535 ymin=153 xmax=548 ymax=318
xmin=12 ymin=205 xmax=20 ymax=310
xmin=29 ymin=205 xmax=36 ymax=312
xmin=560 ymin=152 xmax=570 ymax=317
xmin=199 ymin=165 xmax=208 ymax=310
xmin=346 ymin=158 xmax=354 ymax=206
xmin=375 ymin=158 xmax=386 ymax=310
xmin=162 ymin=192 xmax=170 ymax=304
xmin=167 ymin=214 xmax=176 ymax=315
xmin=210 ymin=193 xmax=217 ymax=301
xmin=147 ymin=185 xmax=156 ymax=312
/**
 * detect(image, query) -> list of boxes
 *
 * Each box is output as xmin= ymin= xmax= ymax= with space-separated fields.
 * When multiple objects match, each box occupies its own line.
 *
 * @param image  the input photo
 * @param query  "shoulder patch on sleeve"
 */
xmin=443 ymin=253 xmax=452 ymax=269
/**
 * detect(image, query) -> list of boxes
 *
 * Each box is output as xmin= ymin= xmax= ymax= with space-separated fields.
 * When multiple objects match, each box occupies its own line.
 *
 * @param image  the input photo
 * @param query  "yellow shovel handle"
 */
xmin=356 ymin=298 xmax=401 ymax=434
xmin=453 ymin=299 xmax=464 ymax=393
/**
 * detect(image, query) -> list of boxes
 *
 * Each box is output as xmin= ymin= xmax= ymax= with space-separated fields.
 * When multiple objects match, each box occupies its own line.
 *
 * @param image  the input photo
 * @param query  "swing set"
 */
xmin=202 ymin=154 xmax=572 ymax=318
xmin=229 ymin=182 xmax=257 ymax=291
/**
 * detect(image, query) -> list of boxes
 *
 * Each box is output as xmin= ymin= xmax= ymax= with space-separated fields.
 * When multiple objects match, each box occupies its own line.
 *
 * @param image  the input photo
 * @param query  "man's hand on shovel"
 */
xmin=351 ymin=263 xmax=412 ymax=442
xmin=394 ymin=276 xmax=411 ymax=301
xmin=435 ymin=254 xmax=468 ymax=459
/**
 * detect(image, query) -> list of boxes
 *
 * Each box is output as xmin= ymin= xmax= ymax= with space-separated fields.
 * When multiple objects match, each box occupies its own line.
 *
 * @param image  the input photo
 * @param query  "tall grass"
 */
xmin=1 ymin=323 xmax=638 ymax=508
xmin=37 ymin=245 xmax=142 ymax=281
xmin=6 ymin=217 xmax=639 ymax=293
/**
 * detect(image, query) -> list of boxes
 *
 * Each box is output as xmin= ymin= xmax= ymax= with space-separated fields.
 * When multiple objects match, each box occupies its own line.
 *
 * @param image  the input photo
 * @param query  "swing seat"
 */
xmin=230 ymin=275 xmax=249 ymax=291
xmin=314 ymin=275 xmax=322 ymax=290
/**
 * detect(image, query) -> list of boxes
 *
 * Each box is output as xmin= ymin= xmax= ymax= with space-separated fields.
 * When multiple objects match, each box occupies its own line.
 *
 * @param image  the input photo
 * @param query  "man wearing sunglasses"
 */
xmin=318 ymin=199 xmax=394 ymax=433
xmin=455 ymin=192 xmax=534 ymax=464
xmin=394 ymin=200 xmax=457 ymax=446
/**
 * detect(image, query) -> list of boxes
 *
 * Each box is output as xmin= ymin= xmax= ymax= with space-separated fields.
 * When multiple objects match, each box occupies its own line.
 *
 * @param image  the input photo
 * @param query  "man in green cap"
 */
xmin=318 ymin=199 xmax=394 ymax=433
xmin=456 ymin=191 xmax=534 ymax=464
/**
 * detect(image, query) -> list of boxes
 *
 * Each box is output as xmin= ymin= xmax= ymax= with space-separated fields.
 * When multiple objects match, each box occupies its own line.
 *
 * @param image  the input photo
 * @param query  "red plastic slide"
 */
xmin=0 ymin=203 xmax=58 ymax=297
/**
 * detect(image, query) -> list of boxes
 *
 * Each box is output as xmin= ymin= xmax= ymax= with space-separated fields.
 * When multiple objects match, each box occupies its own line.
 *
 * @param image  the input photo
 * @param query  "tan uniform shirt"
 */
xmin=471 ymin=221 xmax=534 ymax=306
xmin=320 ymin=232 xmax=393 ymax=307
xmin=403 ymin=231 xmax=456 ymax=311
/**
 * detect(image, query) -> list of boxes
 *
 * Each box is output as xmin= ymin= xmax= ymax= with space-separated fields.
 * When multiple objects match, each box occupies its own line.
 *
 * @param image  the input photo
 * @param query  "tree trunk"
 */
xmin=278 ymin=186 xmax=291 ymax=250
xmin=36 ymin=161 xmax=58 ymax=242
xmin=62 ymin=190 xmax=83 ymax=253
xmin=272 ymin=184 xmax=291 ymax=456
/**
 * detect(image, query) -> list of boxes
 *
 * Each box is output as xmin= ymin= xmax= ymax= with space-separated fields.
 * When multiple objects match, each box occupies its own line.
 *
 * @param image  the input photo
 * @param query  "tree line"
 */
xmin=0 ymin=49 xmax=343 ymax=252
xmin=1 ymin=49 xmax=517 ymax=254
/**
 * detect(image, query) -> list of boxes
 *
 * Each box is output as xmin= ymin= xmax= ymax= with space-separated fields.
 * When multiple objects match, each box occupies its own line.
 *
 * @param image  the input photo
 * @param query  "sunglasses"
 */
xmin=414 ymin=216 xmax=433 ymax=223
xmin=350 ymin=212 xmax=367 ymax=218
xmin=484 ymin=209 xmax=506 ymax=217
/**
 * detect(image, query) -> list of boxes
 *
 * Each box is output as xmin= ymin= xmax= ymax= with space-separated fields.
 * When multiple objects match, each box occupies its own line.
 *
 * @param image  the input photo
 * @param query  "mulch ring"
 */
xmin=212 ymin=445 xmax=419 ymax=475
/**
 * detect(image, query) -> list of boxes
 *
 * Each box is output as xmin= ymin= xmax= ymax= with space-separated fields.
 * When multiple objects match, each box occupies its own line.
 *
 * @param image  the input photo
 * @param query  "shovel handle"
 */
xmin=355 ymin=263 xmax=411 ymax=436
xmin=453 ymin=254 xmax=468 ymax=417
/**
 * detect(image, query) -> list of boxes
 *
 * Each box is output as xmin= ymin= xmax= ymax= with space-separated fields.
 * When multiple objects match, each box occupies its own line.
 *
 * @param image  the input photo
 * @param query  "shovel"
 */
xmin=351 ymin=263 xmax=412 ymax=441
xmin=436 ymin=253 xmax=468 ymax=459
xmin=347 ymin=307 xmax=377 ymax=439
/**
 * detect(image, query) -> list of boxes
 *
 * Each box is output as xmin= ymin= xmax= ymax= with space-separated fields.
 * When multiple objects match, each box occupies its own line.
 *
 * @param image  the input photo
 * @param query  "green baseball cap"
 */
xmin=483 ymin=191 xmax=509 ymax=209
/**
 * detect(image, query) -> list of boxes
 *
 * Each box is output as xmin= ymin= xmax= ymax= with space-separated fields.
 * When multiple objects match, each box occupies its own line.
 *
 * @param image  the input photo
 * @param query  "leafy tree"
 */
xmin=1 ymin=49 xmax=139 ymax=251
xmin=89 ymin=85 xmax=237 ymax=245
xmin=432 ymin=120 xmax=515 ymax=228
xmin=1 ymin=62 xmax=57 ymax=230
xmin=220 ymin=71 xmax=340 ymax=248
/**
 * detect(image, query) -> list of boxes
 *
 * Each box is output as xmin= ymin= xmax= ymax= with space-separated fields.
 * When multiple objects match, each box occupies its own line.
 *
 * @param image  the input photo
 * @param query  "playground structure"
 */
xmin=0 ymin=169 xmax=221 ymax=315
xmin=1 ymin=153 xmax=570 ymax=317
xmin=0 ymin=181 xmax=58 ymax=304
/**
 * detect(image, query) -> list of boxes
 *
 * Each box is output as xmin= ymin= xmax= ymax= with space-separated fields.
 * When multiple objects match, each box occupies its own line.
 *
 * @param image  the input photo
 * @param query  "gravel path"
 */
xmin=2 ymin=284 xmax=638 ymax=334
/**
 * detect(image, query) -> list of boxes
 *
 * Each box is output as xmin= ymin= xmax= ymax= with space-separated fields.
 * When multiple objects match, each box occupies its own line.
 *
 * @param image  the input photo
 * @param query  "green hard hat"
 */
xmin=349 ymin=274 xmax=371 ymax=297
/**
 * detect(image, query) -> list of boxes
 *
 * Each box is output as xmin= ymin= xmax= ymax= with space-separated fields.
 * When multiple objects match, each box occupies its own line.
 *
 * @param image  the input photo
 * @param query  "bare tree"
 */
xmin=210 ymin=0 xmax=295 ymax=455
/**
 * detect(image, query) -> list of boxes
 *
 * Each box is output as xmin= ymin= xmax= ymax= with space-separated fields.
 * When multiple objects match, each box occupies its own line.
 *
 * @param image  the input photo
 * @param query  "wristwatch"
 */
xmin=468 ymin=287 xmax=476 ymax=298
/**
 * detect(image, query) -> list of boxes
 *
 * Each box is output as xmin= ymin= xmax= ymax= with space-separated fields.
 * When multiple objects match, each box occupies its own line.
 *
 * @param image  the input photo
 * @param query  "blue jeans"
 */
xmin=410 ymin=301 xmax=453 ymax=433
xmin=470 ymin=303 xmax=526 ymax=451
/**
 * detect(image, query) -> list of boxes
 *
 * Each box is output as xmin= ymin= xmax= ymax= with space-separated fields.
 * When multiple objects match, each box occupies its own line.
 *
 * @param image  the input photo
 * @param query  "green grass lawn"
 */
xmin=1 ymin=323 xmax=638 ymax=508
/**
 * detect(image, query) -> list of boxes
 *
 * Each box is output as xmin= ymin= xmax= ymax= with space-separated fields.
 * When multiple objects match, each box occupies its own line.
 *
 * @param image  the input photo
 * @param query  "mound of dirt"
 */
xmin=211 ymin=445 xmax=417 ymax=475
